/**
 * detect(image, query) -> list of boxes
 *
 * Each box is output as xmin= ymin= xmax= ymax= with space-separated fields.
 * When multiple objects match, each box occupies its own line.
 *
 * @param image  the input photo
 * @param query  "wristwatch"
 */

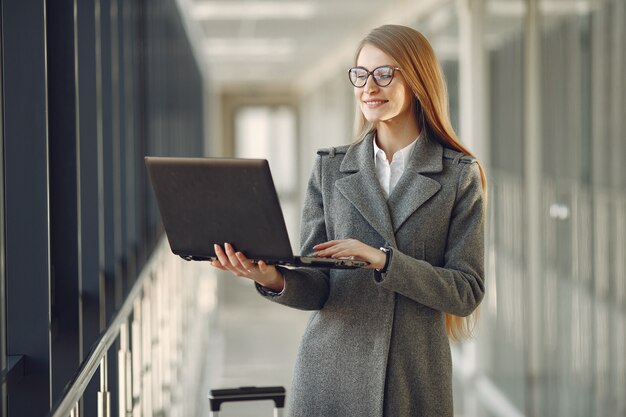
xmin=377 ymin=247 xmax=392 ymax=273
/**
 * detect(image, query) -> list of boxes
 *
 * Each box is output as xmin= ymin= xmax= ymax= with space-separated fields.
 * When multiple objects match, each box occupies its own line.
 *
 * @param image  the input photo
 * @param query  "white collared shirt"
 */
xmin=373 ymin=136 xmax=418 ymax=199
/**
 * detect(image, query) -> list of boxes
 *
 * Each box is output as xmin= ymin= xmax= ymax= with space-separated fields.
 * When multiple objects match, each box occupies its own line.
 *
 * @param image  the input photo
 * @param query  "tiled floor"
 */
xmin=200 ymin=270 xmax=310 ymax=417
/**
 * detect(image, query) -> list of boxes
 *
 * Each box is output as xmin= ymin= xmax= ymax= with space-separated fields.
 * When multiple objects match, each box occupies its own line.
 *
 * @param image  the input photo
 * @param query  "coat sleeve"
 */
xmin=375 ymin=161 xmax=485 ymax=317
xmin=255 ymin=155 xmax=331 ymax=310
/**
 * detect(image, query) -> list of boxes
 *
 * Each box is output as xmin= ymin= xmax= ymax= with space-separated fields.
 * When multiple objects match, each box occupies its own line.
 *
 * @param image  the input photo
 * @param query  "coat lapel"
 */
xmin=334 ymin=133 xmax=444 ymax=243
xmin=335 ymin=135 xmax=397 ymax=246
xmin=387 ymin=135 xmax=443 ymax=232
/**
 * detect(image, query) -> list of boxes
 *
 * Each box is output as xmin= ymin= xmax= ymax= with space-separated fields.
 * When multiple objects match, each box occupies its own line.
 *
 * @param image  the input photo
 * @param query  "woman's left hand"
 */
xmin=313 ymin=239 xmax=387 ymax=270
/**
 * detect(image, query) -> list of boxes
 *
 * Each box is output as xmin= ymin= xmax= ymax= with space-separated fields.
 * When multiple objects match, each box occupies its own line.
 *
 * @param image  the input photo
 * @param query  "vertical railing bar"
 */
xmin=125 ymin=345 xmax=132 ymax=417
xmin=48 ymin=237 xmax=213 ymax=417
xmin=162 ymin=255 xmax=169 ymax=412
xmin=98 ymin=355 xmax=110 ymax=417
xmin=142 ymin=276 xmax=152 ymax=417
xmin=118 ymin=320 xmax=131 ymax=417
xmin=131 ymin=297 xmax=142 ymax=417
xmin=47 ymin=239 xmax=169 ymax=417
xmin=153 ymin=264 xmax=161 ymax=414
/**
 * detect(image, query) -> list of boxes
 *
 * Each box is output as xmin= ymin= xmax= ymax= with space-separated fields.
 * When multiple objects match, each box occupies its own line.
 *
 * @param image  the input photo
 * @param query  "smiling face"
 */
xmin=354 ymin=43 xmax=415 ymax=128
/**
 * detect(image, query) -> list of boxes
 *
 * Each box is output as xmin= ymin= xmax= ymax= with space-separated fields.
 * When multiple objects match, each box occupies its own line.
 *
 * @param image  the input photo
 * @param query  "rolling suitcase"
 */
xmin=208 ymin=386 xmax=286 ymax=417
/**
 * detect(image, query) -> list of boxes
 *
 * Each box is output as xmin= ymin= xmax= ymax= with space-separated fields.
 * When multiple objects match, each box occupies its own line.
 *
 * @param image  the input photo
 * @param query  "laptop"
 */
xmin=144 ymin=156 xmax=368 ymax=269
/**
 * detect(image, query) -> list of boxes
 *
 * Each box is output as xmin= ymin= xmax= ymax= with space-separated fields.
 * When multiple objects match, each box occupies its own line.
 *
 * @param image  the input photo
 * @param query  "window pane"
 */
xmin=235 ymin=105 xmax=296 ymax=194
xmin=234 ymin=105 xmax=299 ymax=249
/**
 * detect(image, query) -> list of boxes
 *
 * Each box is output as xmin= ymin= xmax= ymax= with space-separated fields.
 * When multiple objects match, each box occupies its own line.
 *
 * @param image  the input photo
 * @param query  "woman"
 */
xmin=212 ymin=24 xmax=486 ymax=417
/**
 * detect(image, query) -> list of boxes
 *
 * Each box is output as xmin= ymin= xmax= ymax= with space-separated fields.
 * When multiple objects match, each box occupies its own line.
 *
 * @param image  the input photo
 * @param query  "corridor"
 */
xmin=200 ymin=271 xmax=309 ymax=417
xmin=1 ymin=0 xmax=625 ymax=416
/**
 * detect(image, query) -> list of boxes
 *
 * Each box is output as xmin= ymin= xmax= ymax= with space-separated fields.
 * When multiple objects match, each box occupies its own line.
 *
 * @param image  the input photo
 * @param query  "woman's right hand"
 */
xmin=210 ymin=243 xmax=285 ymax=292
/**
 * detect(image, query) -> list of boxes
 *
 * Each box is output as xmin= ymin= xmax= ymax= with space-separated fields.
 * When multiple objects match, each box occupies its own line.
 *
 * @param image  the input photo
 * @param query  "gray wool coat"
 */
xmin=257 ymin=132 xmax=485 ymax=417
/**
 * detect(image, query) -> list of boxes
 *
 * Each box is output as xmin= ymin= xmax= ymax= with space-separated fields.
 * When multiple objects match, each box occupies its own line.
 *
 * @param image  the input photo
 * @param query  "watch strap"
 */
xmin=377 ymin=247 xmax=391 ymax=273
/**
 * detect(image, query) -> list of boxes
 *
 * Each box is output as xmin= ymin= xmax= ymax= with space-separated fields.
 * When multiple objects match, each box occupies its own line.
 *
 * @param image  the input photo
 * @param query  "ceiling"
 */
xmin=176 ymin=0 xmax=457 ymax=91
xmin=175 ymin=0 xmax=593 ymax=92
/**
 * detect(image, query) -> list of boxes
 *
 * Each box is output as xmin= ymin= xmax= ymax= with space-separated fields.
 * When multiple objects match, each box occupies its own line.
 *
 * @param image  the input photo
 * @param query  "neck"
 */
xmin=375 ymin=118 xmax=420 ymax=160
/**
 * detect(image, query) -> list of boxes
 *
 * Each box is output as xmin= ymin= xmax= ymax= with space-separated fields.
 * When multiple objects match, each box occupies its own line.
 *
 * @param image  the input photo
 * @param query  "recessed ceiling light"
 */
xmin=204 ymin=38 xmax=295 ymax=57
xmin=487 ymin=0 xmax=592 ymax=16
xmin=191 ymin=1 xmax=318 ymax=20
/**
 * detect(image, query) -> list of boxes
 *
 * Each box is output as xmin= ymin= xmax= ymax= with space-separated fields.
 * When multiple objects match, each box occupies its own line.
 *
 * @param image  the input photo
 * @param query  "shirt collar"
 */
xmin=373 ymin=135 xmax=419 ymax=166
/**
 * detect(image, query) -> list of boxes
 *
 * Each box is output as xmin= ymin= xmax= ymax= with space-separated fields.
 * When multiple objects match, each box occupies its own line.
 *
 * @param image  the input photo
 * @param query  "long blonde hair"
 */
xmin=354 ymin=24 xmax=487 ymax=341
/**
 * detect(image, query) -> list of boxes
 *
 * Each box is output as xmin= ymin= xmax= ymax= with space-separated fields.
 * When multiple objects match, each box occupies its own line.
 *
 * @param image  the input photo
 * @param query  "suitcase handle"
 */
xmin=208 ymin=386 xmax=286 ymax=412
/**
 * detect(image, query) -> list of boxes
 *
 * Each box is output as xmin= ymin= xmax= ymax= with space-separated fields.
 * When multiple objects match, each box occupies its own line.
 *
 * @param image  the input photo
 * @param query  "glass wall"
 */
xmin=477 ymin=0 xmax=626 ymax=416
xmin=538 ymin=1 xmax=625 ymax=416
xmin=0 ymin=0 xmax=206 ymax=415
xmin=484 ymin=0 xmax=527 ymax=413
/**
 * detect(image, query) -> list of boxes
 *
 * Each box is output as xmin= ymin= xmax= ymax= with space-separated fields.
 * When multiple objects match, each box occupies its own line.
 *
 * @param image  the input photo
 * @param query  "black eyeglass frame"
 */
xmin=348 ymin=65 xmax=401 ymax=88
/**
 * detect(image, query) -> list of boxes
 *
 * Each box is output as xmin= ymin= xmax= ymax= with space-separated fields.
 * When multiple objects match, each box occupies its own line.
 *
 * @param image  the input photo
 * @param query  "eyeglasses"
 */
xmin=348 ymin=65 xmax=401 ymax=88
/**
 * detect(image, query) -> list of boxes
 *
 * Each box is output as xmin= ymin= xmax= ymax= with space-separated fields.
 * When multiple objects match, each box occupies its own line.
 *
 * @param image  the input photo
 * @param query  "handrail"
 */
xmin=48 ymin=238 xmax=168 ymax=417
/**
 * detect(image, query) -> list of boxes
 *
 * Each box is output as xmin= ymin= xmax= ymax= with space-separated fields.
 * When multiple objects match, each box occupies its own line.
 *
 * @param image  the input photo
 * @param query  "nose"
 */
xmin=364 ymin=74 xmax=378 ymax=92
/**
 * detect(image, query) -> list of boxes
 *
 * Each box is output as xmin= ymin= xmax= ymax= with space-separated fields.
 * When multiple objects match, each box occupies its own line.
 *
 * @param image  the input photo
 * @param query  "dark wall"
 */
xmin=0 ymin=0 xmax=205 ymax=415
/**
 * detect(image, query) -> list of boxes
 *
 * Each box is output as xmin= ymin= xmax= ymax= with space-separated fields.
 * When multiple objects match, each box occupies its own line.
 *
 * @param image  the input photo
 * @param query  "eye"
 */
xmin=373 ymin=66 xmax=393 ymax=79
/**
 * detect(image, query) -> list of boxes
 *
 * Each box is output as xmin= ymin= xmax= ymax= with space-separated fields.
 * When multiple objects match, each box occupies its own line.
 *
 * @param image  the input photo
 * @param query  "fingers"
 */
xmin=213 ymin=243 xmax=246 ymax=276
xmin=223 ymin=242 xmax=242 ymax=267
xmin=312 ymin=240 xmax=341 ymax=250
xmin=257 ymin=260 xmax=269 ymax=273
xmin=211 ymin=259 xmax=226 ymax=270
xmin=312 ymin=239 xmax=347 ymax=257
xmin=313 ymin=239 xmax=375 ymax=263
xmin=328 ymin=249 xmax=355 ymax=259
xmin=213 ymin=244 xmax=233 ymax=272
xmin=235 ymin=251 xmax=257 ymax=273
xmin=212 ymin=243 xmax=263 ymax=277
xmin=314 ymin=240 xmax=352 ymax=257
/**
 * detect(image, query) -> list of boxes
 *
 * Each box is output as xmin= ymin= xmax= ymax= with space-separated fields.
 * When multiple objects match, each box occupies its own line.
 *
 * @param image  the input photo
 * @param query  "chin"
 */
xmin=362 ymin=112 xmax=387 ymax=124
